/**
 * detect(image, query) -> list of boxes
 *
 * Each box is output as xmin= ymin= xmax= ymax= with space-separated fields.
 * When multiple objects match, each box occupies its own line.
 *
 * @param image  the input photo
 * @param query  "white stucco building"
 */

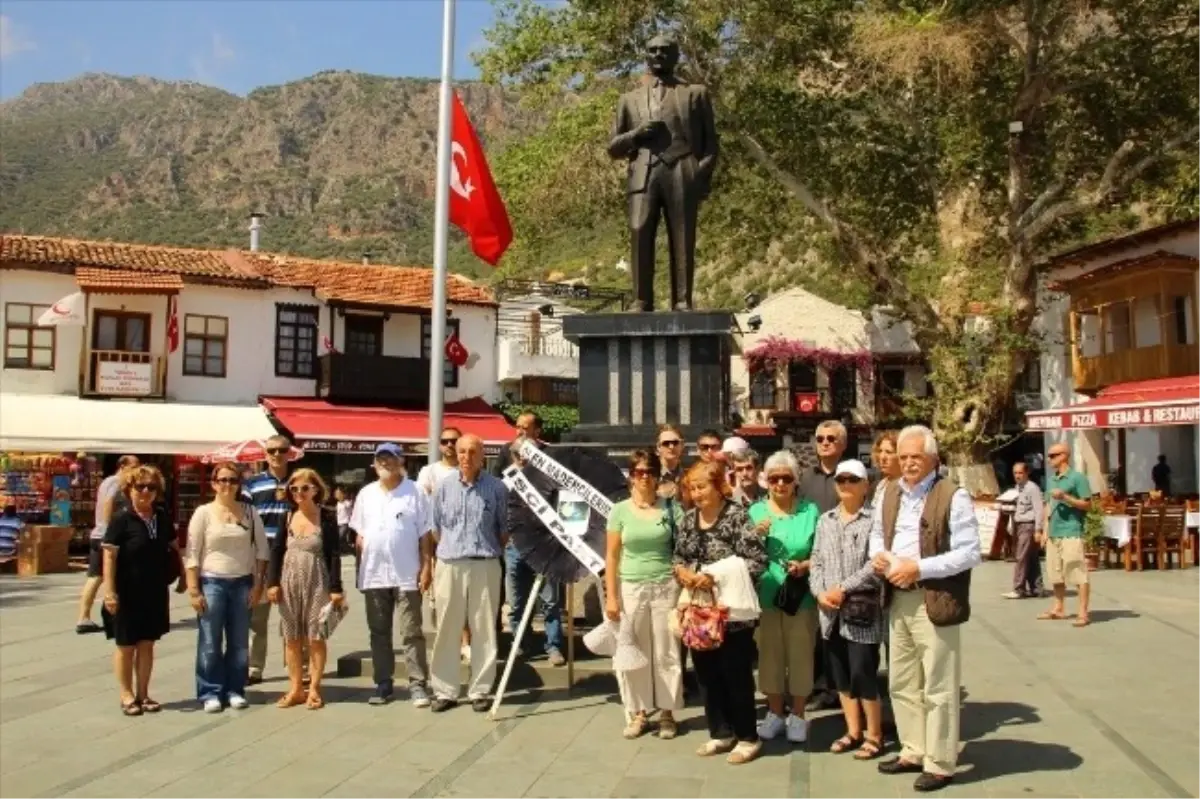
xmin=495 ymin=293 xmax=582 ymax=406
xmin=0 ymin=234 xmax=513 ymax=456
xmin=1029 ymin=219 xmax=1199 ymax=495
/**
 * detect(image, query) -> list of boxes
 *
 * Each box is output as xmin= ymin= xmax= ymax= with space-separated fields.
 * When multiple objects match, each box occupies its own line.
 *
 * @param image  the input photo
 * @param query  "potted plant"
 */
xmin=1083 ymin=501 xmax=1105 ymax=571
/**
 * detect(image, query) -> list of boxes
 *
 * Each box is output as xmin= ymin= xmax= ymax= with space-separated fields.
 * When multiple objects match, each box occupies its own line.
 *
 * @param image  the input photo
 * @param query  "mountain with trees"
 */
xmin=479 ymin=0 xmax=1198 ymax=481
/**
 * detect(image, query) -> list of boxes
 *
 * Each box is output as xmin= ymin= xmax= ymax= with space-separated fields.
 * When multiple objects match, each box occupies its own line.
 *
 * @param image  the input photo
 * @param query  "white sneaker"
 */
xmin=756 ymin=711 xmax=787 ymax=740
xmin=203 ymin=698 xmax=223 ymax=713
xmin=785 ymin=714 xmax=809 ymax=743
xmin=228 ymin=694 xmax=249 ymax=710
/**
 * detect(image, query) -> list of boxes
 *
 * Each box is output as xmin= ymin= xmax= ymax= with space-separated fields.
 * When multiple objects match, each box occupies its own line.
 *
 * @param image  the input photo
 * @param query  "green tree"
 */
xmin=478 ymin=0 xmax=1198 ymax=488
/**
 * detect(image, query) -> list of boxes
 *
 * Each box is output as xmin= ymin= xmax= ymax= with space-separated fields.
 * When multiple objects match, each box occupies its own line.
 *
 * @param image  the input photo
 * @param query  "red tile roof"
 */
xmin=75 ymin=267 xmax=184 ymax=293
xmin=0 ymin=234 xmax=496 ymax=309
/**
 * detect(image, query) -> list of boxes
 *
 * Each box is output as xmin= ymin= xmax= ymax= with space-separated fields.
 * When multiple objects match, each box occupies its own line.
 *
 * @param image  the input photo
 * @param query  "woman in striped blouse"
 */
xmin=810 ymin=459 xmax=886 ymax=760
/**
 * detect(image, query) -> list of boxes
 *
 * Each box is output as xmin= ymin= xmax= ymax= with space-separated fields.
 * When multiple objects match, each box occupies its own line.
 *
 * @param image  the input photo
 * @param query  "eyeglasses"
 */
xmin=835 ymin=476 xmax=864 ymax=485
xmin=212 ymin=477 xmax=240 ymax=486
xmin=289 ymin=484 xmax=315 ymax=495
xmin=630 ymin=468 xmax=657 ymax=479
xmin=815 ymin=435 xmax=840 ymax=444
xmin=697 ymin=443 xmax=719 ymax=452
xmin=767 ymin=474 xmax=795 ymax=486
xmin=658 ymin=439 xmax=682 ymax=448
xmin=1048 ymin=452 xmax=1066 ymax=459
xmin=440 ymin=438 xmax=459 ymax=446
xmin=265 ymin=447 xmax=288 ymax=456
xmin=133 ymin=483 xmax=157 ymax=493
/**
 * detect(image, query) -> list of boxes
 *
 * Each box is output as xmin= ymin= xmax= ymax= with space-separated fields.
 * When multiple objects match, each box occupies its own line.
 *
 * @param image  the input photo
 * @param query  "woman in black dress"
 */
xmin=102 ymin=464 xmax=179 ymax=716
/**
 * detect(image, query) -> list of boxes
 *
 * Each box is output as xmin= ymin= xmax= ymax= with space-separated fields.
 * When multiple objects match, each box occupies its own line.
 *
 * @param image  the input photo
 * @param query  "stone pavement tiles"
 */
xmin=0 ymin=561 xmax=1196 ymax=798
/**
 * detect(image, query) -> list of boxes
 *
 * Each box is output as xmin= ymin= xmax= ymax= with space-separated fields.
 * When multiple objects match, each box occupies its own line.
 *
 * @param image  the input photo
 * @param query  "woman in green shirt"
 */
xmin=748 ymin=450 xmax=820 ymax=745
xmin=605 ymin=449 xmax=684 ymax=741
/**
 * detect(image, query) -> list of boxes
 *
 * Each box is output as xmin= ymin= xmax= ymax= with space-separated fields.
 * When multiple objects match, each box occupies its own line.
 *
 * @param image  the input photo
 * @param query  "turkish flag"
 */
xmin=445 ymin=330 xmax=469 ymax=367
xmin=448 ymin=91 xmax=512 ymax=266
xmin=167 ymin=296 xmax=180 ymax=353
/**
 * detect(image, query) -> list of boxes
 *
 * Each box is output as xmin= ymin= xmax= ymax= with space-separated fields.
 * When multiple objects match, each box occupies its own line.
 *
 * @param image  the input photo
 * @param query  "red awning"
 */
xmin=261 ymin=397 xmax=516 ymax=455
xmin=1025 ymin=375 xmax=1200 ymax=431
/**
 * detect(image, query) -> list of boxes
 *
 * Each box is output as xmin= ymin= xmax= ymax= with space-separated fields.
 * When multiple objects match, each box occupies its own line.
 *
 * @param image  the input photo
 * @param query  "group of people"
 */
xmin=77 ymin=414 xmax=1011 ymax=793
xmin=601 ymin=421 xmax=981 ymax=791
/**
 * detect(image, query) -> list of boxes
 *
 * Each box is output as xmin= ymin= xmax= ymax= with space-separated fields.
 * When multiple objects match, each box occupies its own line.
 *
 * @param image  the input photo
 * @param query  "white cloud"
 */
xmin=190 ymin=31 xmax=236 ymax=84
xmin=0 ymin=15 xmax=36 ymax=61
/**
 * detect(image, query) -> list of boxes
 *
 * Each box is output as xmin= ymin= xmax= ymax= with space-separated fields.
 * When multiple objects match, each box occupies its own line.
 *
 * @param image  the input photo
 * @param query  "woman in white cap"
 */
xmin=810 ymin=459 xmax=886 ymax=760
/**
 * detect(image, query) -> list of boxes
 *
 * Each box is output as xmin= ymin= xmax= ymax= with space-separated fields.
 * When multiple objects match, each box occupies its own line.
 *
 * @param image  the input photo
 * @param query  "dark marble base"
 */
xmin=562 ymin=310 xmax=735 ymax=435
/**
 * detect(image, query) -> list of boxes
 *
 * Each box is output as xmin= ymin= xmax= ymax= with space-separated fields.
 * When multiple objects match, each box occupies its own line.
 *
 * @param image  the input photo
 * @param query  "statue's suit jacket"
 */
xmin=607 ymin=79 xmax=719 ymax=204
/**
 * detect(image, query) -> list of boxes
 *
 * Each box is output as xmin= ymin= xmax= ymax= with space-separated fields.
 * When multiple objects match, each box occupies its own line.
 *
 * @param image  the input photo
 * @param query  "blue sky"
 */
xmin=0 ymin=0 xmax=501 ymax=100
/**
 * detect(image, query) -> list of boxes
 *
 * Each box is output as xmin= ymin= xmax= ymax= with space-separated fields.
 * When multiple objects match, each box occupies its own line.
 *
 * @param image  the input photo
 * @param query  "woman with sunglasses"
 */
xmin=810 ymin=460 xmax=886 ymax=759
xmin=267 ymin=468 xmax=343 ymax=709
xmin=673 ymin=461 xmax=767 ymax=765
xmin=604 ymin=450 xmax=684 ymax=740
xmin=101 ymin=464 xmax=178 ymax=716
xmin=185 ymin=462 xmax=269 ymax=713
xmin=748 ymin=451 xmax=820 ymax=745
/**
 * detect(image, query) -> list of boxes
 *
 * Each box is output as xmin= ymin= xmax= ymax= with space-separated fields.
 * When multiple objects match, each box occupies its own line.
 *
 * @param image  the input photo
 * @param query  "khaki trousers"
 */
xmin=249 ymin=601 xmax=271 ymax=673
xmin=617 ymin=579 xmax=683 ymax=714
xmin=888 ymin=589 xmax=961 ymax=777
xmin=755 ymin=606 xmax=818 ymax=697
xmin=430 ymin=559 xmax=501 ymax=700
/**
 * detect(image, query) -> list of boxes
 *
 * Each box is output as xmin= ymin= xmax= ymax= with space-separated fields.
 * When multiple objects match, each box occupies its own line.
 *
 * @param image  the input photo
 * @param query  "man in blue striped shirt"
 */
xmin=240 ymin=434 xmax=295 ymax=682
xmin=428 ymin=434 xmax=509 ymax=713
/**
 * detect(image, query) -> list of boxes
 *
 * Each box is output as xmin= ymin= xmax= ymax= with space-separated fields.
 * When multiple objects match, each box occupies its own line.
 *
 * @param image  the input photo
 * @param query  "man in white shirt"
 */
xmin=351 ymin=443 xmax=434 ymax=707
xmin=417 ymin=427 xmax=461 ymax=495
xmin=76 ymin=455 xmax=138 ymax=634
xmin=869 ymin=425 xmax=980 ymax=793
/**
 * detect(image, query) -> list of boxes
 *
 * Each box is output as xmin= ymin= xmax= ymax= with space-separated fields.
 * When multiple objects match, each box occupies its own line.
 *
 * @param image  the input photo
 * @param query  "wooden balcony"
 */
xmin=769 ymin=387 xmax=857 ymax=421
xmin=318 ymin=353 xmax=430 ymax=405
xmin=1074 ymin=343 xmax=1199 ymax=394
xmin=84 ymin=350 xmax=165 ymax=398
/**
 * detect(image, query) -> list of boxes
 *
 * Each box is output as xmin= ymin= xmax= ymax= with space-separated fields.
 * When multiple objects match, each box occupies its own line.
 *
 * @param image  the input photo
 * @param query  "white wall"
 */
xmin=0 ymin=268 xmax=500 ymax=406
xmin=495 ymin=294 xmax=581 ymax=384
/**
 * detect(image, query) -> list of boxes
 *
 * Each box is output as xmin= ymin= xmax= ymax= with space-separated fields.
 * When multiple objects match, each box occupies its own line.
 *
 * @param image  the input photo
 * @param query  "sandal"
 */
xmin=696 ymin=738 xmax=736 ymax=757
xmin=727 ymin=741 xmax=762 ymax=765
xmin=306 ymin=692 xmax=325 ymax=710
xmin=854 ymin=737 xmax=884 ymax=760
xmin=138 ymin=697 xmax=162 ymax=713
xmin=657 ymin=716 xmax=678 ymax=740
xmin=276 ymin=691 xmax=306 ymax=708
xmin=1037 ymin=610 xmax=1066 ymax=620
xmin=830 ymin=734 xmax=863 ymax=754
xmin=1073 ymin=615 xmax=1090 ymax=627
xmin=121 ymin=699 xmax=143 ymax=717
xmin=623 ymin=713 xmax=648 ymax=739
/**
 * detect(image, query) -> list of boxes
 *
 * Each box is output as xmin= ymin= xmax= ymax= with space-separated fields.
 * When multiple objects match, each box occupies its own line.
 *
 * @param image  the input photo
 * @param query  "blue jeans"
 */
xmin=196 ymin=575 xmax=253 ymax=702
xmin=505 ymin=544 xmax=564 ymax=654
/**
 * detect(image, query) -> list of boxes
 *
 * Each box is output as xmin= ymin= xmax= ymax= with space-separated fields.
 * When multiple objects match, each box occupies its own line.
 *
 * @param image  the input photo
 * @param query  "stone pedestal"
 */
xmin=561 ymin=311 xmax=735 ymax=446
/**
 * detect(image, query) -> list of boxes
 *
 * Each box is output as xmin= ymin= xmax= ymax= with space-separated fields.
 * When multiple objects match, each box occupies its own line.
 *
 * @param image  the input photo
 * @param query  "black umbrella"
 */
xmin=509 ymin=446 xmax=629 ymax=583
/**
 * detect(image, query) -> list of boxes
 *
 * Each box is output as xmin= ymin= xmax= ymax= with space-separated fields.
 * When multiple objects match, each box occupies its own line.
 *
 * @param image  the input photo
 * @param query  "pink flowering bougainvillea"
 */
xmin=744 ymin=335 xmax=875 ymax=378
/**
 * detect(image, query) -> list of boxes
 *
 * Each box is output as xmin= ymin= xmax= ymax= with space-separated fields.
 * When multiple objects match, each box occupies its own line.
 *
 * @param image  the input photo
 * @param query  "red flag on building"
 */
xmin=167 ymin=296 xmax=180 ymax=353
xmin=449 ymin=91 xmax=512 ymax=266
xmin=445 ymin=329 xmax=469 ymax=367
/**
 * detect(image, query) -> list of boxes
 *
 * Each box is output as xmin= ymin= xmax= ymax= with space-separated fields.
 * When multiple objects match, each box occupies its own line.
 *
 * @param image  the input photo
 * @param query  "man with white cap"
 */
xmin=352 ymin=442 xmax=434 ymax=707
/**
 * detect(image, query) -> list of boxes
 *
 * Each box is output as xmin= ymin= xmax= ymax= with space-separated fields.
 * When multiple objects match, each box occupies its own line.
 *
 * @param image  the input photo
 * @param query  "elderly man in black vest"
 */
xmin=868 ymin=425 xmax=980 ymax=792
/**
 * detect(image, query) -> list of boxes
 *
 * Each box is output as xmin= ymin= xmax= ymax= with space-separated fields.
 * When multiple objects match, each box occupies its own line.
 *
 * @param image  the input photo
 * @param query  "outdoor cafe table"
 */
xmin=1102 ymin=511 xmax=1200 ymax=565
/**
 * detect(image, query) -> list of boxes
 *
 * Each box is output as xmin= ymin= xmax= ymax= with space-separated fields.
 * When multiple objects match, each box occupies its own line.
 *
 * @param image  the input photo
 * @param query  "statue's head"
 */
xmin=645 ymin=34 xmax=680 ymax=78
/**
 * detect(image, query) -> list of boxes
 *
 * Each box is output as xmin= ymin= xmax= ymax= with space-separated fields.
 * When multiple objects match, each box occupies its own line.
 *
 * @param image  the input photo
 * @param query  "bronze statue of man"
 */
xmin=608 ymin=34 xmax=718 ymax=312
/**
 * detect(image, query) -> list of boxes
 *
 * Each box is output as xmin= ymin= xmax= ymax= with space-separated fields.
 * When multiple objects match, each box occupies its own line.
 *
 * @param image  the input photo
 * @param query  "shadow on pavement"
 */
xmin=961 ymin=699 xmax=1041 ymax=741
xmin=956 ymin=738 xmax=1084 ymax=784
xmin=1086 ymin=608 xmax=1141 ymax=624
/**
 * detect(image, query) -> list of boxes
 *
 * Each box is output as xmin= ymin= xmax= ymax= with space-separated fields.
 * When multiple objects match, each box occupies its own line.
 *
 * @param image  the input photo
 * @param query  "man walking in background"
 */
xmin=1004 ymin=461 xmax=1043 ymax=599
xmin=76 ymin=455 xmax=138 ymax=634
xmin=241 ymin=435 xmax=295 ymax=683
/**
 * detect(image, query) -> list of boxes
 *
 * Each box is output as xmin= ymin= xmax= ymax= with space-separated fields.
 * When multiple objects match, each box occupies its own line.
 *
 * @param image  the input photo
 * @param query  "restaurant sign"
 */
xmin=299 ymin=439 xmax=503 ymax=457
xmin=96 ymin=361 xmax=153 ymax=396
xmin=1026 ymin=402 xmax=1200 ymax=431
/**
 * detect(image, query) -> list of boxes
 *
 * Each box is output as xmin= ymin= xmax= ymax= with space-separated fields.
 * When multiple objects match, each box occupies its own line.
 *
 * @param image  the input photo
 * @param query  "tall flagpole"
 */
xmin=427 ymin=0 xmax=457 ymax=465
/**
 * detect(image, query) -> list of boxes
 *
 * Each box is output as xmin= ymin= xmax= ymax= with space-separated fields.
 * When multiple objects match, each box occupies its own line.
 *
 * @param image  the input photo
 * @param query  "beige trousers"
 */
xmin=430 ymin=559 xmax=501 ymax=700
xmin=888 ymin=589 xmax=961 ymax=776
xmin=617 ymin=579 xmax=682 ymax=714
xmin=755 ymin=606 xmax=818 ymax=697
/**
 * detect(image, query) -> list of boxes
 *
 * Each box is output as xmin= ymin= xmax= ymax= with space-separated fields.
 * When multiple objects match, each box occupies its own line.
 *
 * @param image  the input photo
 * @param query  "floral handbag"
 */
xmin=677 ymin=588 xmax=730 ymax=651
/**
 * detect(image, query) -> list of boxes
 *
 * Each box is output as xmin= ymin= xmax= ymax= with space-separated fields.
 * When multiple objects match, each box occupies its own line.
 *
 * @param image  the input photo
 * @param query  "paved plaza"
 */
xmin=0 ymin=561 xmax=1196 ymax=798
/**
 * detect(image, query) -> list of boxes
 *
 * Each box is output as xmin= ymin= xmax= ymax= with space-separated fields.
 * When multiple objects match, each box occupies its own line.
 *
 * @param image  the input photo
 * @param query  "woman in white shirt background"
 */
xmin=335 ymin=485 xmax=356 ymax=554
xmin=184 ymin=461 xmax=268 ymax=713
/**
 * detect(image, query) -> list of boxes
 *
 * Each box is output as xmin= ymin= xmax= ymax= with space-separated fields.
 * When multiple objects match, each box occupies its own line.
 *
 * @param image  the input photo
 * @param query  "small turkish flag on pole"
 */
xmin=448 ymin=91 xmax=513 ymax=266
xmin=166 ymin=296 xmax=180 ymax=354
xmin=445 ymin=329 xmax=469 ymax=367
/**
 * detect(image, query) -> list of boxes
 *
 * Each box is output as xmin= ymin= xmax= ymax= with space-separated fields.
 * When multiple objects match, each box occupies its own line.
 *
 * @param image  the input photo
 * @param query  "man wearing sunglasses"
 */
xmin=418 ymin=428 xmax=461 ymax=496
xmin=799 ymin=419 xmax=849 ymax=712
xmin=240 ymin=434 xmax=295 ymax=684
